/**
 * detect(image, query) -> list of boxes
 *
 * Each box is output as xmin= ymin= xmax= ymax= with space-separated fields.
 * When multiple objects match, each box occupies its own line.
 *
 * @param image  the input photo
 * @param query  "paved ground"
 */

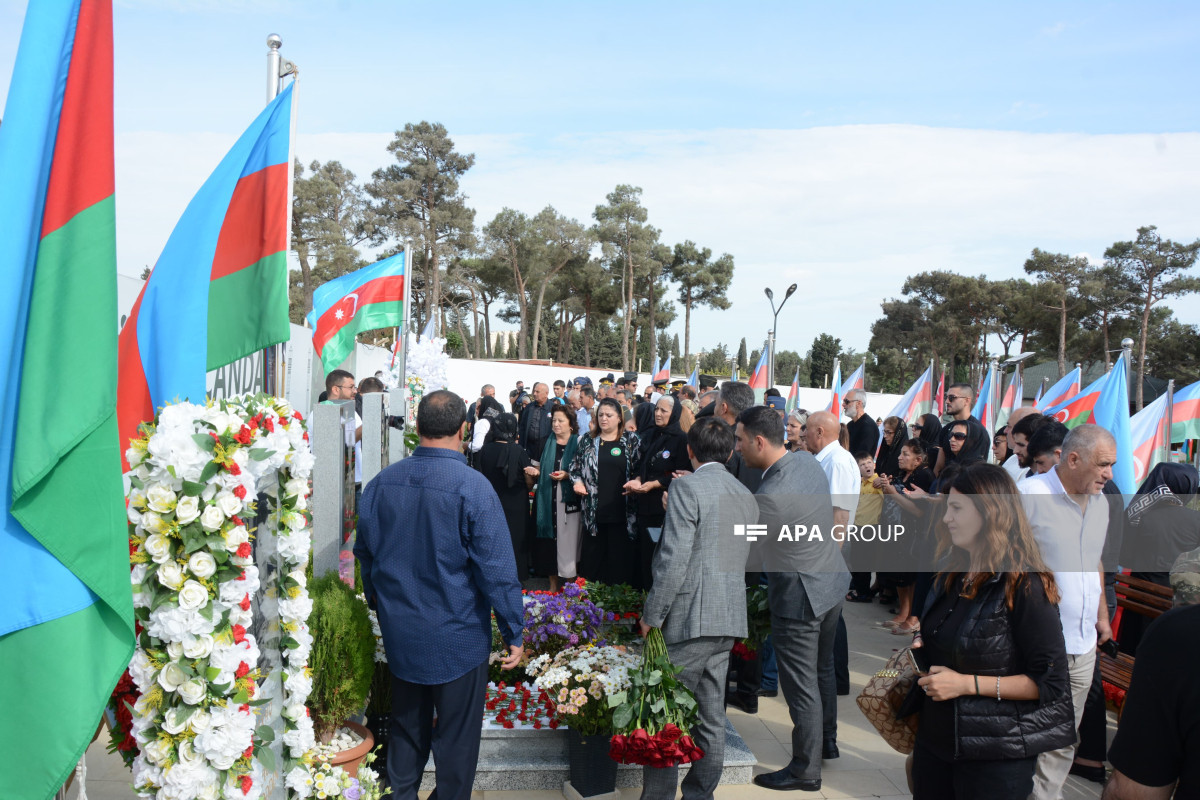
xmin=73 ymin=597 xmax=1109 ymax=799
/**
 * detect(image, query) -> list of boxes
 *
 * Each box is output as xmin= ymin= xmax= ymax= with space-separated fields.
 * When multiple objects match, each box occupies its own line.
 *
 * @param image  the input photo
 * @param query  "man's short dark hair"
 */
xmin=1011 ymin=412 xmax=1049 ymax=439
xmin=764 ymin=387 xmax=782 ymax=398
xmin=688 ymin=417 xmax=736 ymax=464
xmin=580 ymin=385 xmax=595 ymax=400
xmin=719 ymin=381 xmax=755 ymax=416
xmin=359 ymin=376 xmax=385 ymax=393
xmin=735 ymin=405 xmax=785 ymax=447
xmin=678 ymin=385 xmax=697 ymax=401
xmin=553 ymin=379 xmax=566 ymax=388
xmin=948 ymin=382 xmax=975 ymax=400
xmin=853 ymin=451 xmax=874 ymax=462
xmin=1026 ymin=420 xmax=1069 ymax=460
xmin=417 ymin=390 xmax=467 ymax=438
xmin=325 ymin=368 xmax=354 ymax=393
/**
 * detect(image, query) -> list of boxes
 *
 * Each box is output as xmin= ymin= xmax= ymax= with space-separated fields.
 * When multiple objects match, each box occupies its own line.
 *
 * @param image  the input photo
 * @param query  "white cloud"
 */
xmin=115 ymin=124 xmax=1200 ymax=353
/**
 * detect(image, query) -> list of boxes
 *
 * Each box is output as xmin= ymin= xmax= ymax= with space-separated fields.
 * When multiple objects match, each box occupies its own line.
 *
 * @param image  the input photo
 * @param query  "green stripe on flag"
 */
xmin=207 ymin=250 xmax=290 ymax=371
xmin=318 ymin=299 xmax=405 ymax=374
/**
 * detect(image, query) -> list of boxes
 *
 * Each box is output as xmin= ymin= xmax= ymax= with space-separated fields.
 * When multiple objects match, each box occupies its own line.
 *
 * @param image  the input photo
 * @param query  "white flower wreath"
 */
xmin=125 ymin=394 xmax=315 ymax=800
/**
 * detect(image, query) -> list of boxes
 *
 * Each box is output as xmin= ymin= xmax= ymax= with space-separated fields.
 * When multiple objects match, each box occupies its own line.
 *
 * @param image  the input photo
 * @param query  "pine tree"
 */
xmin=737 ymin=338 xmax=748 ymax=372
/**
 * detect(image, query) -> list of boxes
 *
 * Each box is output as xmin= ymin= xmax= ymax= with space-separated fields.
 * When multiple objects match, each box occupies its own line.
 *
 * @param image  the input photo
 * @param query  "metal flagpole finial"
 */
xmin=267 ymin=33 xmax=282 ymax=50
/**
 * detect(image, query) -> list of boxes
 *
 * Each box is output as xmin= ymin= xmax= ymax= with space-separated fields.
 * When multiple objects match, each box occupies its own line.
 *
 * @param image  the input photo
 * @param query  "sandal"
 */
xmin=892 ymin=621 xmax=921 ymax=635
xmin=846 ymin=589 xmax=874 ymax=603
xmin=877 ymin=620 xmax=901 ymax=629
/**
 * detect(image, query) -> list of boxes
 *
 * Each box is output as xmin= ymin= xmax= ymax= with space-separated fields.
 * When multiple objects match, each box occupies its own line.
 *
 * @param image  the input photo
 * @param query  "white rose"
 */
xmin=129 ymin=487 xmax=148 ymax=509
xmin=287 ymin=569 xmax=307 ymax=589
xmin=176 ymin=739 xmax=202 ymax=767
xmin=166 ymin=641 xmax=183 ymax=660
xmin=142 ymin=738 xmax=171 ymax=766
xmin=283 ymin=478 xmax=308 ymax=499
xmin=161 ymin=706 xmax=191 ymax=735
xmin=177 ymin=580 xmax=209 ymax=611
xmin=209 ymin=751 xmax=236 ymax=771
xmin=187 ymin=551 xmax=217 ymax=579
xmin=157 ymin=662 xmax=187 ymax=692
xmin=157 ymin=560 xmax=185 ymax=589
xmin=143 ymin=533 xmax=171 ymax=564
xmin=175 ymin=495 xmax=201 ymax=525
xmin=216 ymin=492 xmax=242 ymax=517
xmin=223 ymin=525 xmax=249 ymax=553
xmin=130 ymin=563 xmax=147 ymax=586
xmin=199 ymin=504 xmax=225 ymax=531
xmin=182 ymin=633 xmax=214 ymax=659
xmin=146 ymin=484 xmax=177 ymax=514
xmin=178 ymin=678 xmax=207 ymax=705
xmin=188 ymin=709 xmax=212 ymax=734
xmin=140 ymin=510 xmax=167 ymax=536
xmin=125 ymin=446 xmax=145 ymax=468
xmin=282 ymin=703 xmax=307 ymax=721
xmin=126 ymin=505 xmax=143 ymax=526
xmin=197 ymin=785 xmax=220 ymax=800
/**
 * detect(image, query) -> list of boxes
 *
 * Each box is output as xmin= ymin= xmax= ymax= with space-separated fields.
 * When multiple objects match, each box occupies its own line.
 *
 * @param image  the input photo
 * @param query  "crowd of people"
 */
xmin=344 ymin=370 xmax=1200 ymax=800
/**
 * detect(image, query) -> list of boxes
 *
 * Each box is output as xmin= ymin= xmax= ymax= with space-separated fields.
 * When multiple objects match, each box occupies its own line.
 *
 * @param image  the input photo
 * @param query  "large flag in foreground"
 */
xmin=1036 ymin=366 xmax=1082 ymax=411
xmin=786 ymin=367 xmax=801 ymax=413
xmin=972 ymin=364 xmax=998 ymax=434
xmin=1091 ymin=358 xmax=1136 ymax=494
xmin=0 ymin=2 xmax=134 ymax=795
xmin=839 ymin=362 xmax=865 ymax=397
xmin=1130 ymin=391 xmax=1171 ymax=486
xmin=886 ymin=365 xmax=935 ymax=424
xmin=826 ymin=360 xmax=843 ymax=413
xmin=117 ymin=83 xmax=295 ymax=463
xmin=308 ymin=252 xmax=408 ymax=375
xmin=1172 ymin=380 xmax=1200 ymax=443
xmin=995 ymin=370 xmax=1023 ymax=431
xmin=1042 ymin=371 xmax=1107 ymax=428
xmin=653 ymin=355 xmax=672 ymax=384
xmin=748 ymin=348 xmax=770 ymax=392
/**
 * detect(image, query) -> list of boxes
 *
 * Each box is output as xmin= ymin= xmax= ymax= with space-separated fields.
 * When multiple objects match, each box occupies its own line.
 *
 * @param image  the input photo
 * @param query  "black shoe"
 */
xmin=757 ymin=687 xmax=778 ymax=698
xmin=1069 ymin=762 xmax=1108 ymax=784
xmin=725 ymin=691 xmax=759 ymax=714
xmin=753 ymin=769 xmax=821 ymax=792
xmin=823 ymin=740 xmax=840 ymax=759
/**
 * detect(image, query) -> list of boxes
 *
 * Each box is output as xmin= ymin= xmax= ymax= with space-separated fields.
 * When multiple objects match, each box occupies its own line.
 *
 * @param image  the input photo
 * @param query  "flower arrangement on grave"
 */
xmin=521 ymin=578 xmax=615 ymax=655
xmin=731 ymin=584 xmax=772 ymax=660
xmin=286 ymin=746 xmax=390 ymax=800
xmin=608 ymin=628 xmax=704 ymax=767
xmin=526 ymin=645 xmax=640 ymax=735
xmin=124 ymin=395 xmax=315 ymax=800
xmin=306 ymin=574 xmax=375 ymax=744
xmin=483 ymin=681 xmax=557 ymax=730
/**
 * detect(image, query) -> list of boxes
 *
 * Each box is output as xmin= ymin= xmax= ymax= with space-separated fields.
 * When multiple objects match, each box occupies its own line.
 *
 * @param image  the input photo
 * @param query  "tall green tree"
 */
xmin=290 ymin=159 xmax=377 ymax=323
xmin=1079 ymin=263 xmax=1140 ymax=368
xmin=668 ymin=241 xmax=734 ymax=363
xmin=561 ymin=258 xmax=620 ymax=367
xmin=1105 ymin=225 xmax=1200 ymax=408
xmin=699 ymin=342 xmax=730 ymax=373
xmin=808 ymin=334 xmax=841 ymax=388
xmin=593 ymin=185 xmax=658 ymax=370
xmin=368 ymin=122 xmax=476 ymax=331
xmin=1023 ymin=249 xmax=1090 ymax=379
xmin=528 ymin=207 xmax=593 ymax=361
xmin=736 ymin=338 xmax=748 ymax=373
xmin=482 ymin=208 xmax=537 ymax=358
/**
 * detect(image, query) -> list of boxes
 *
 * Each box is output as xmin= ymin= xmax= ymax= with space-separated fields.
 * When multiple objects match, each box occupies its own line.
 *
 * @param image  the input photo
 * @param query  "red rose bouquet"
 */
xmin=608 ymin=628 xmax=704 ymax=767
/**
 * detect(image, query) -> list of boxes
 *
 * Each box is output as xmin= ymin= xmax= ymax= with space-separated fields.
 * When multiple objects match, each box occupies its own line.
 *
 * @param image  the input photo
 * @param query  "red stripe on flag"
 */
xmin=41 ymin=0 xmax=114 ymax=237
xmin=210 ymin=163 xmax=289 ymax=281
xmin=312 ymin=275 xmax=406 ymax=355
xmin=116 ymin=287 xmax=154 ymax=469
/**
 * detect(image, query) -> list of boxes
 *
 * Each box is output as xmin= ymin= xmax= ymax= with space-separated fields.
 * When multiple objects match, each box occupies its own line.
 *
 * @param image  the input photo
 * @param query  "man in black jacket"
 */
xmin=517 ymin=382 xmax=552 ymax=462
xmin=843 ymin=389 xmax=878 ymax=456
xmin=934 ymin=383 xmax=990 ymax=471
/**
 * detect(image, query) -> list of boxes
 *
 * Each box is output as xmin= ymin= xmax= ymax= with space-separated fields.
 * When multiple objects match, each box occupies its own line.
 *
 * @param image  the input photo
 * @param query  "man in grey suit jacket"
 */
xmin=735 ymin=406 xmax=850 ymax=793
xmin=639 ymin=417 xmax=760 ymax=800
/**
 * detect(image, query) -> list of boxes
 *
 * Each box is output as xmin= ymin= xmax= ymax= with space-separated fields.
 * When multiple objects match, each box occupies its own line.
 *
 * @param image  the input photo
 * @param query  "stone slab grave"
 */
xmin=418 ymin=720 xmax=756 ymax=791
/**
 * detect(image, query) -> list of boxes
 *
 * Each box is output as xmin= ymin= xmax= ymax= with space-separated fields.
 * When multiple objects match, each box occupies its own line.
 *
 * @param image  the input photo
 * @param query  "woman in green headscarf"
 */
xmin=527 ymin=403 xmax=582 ymax=592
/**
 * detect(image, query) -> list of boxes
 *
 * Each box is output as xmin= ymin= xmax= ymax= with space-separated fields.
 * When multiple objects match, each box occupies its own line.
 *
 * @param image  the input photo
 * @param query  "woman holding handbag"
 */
xmin=906 ymin=463 xmax=1074 ymax=800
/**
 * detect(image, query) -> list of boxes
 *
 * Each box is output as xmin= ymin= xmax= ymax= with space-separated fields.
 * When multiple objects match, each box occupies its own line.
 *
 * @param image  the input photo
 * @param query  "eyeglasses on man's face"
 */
xmin=945 ymin=394 xmax=965 ymax=403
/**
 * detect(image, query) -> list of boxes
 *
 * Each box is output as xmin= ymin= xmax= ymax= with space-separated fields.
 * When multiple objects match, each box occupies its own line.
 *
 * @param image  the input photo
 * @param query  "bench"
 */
xmin=1099 ymin=574 xmax=1174 ymax=713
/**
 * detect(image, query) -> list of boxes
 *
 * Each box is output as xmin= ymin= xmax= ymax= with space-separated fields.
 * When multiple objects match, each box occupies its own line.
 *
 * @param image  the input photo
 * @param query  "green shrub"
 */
xmin=308 ymin=573 xmax=375 ymax=743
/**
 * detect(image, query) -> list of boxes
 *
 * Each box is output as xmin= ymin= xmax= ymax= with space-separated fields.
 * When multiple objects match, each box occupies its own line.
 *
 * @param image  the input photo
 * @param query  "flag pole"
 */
xmin=399 ymin=236 xmax=414 ymax=405
xmin=1166 ymin=379 xmax=1175 ymax=465
xmin=264 ymin=34 xmax=296 ymax=398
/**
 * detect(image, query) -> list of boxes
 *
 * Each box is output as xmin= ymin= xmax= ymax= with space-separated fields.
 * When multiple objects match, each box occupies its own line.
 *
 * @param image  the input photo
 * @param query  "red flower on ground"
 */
xmin=532 ymin=720 xmax=542 ymax=729
xmin=502 ymin=720 xmax=514 ymax=729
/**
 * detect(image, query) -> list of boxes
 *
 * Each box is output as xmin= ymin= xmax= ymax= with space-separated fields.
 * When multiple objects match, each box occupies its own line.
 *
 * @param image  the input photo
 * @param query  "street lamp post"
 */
xmin=764 ymin=284 xmax=798 ymax=390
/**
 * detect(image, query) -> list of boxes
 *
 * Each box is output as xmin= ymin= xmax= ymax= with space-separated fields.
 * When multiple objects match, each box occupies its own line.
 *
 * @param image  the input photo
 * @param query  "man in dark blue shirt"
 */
xmin=355 ymin=390 xmax=525 ymax=800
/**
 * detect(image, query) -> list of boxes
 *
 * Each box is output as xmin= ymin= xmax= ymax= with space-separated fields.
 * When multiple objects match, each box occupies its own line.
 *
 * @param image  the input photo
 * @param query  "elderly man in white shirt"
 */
xmin=1019 ymin=424 xmax=1116 ymax=800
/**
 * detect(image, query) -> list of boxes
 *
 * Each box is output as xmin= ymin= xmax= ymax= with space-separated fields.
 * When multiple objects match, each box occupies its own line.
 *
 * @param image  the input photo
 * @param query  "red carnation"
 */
xmin=239 ymin=593 xmax=251 ymax=611
xmin=231 ymin=515 xmax=245 ymax=527
xmin=227 ymin=461 xmax=242 ymax=476
xmin=502 ymin=720 xmax=514 ymax=729
xmin=237 ymin=569 xmax=246 ymax=580
xmin=235 ymin=426 xmax=253 ymax=445
xmin=232 ymin=624 xmax=246 ymax=643
xmin=209 ymin=432 xmax=221 ymax=443
xmin=243 ymin=745 xmax=254 ymax=760
xmin=497 ymin=681 xmax=506 ymax=690
xmin=247 ymin=416 xmax=259 ymax=431
xmin=533 ymin=720 xmax=542 ymax=729
xmin=236 ymin=542 xmax=252 ymax=559
xmin=293 ymin=411 xmax=303 ymax=420
xmin=239 ymin=703 xmax=250 ymax=713
xmin=233 ymin=484 xmax=247 ymax=499
xmin=235 ymin=662 xmax=250 ymax=679
xmin=239 ymin=775 xmax=253 ymax=795
xmin=549 ymin=719 xmax=559 ymax=729
xmin=247 ymin=683 xmax=255 ymax=697
xmin=263 ymin=416 xmax=275 ymax=433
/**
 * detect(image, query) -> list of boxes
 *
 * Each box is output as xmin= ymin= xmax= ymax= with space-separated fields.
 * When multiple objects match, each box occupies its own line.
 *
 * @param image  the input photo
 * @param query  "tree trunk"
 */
xmin=467 ymin=284 xmax=481 ymax=358
xmin=583 ymin=306 xmax=592 ymax=367
xmin=455 ymin=312 xmax=470 ymax=358
xmin=482 ymin=297 xmax=493 ymax=358
xmin=621 ymin=239 xmax=634 ymax=371
xmin=683 ymin=292 xmax=692 ymax=363
xmin=510 ymin=242 xmax=530 ymax=360
xmin=1057 ymin=299 xmax=1067 ymax=379
xmin=647 ymin=276 xmax=657 ymax=368
xmin=1137 ymin=279 xmax=1153 ymax=411
xmin=295 ymin=240 xmax=315 ymax=322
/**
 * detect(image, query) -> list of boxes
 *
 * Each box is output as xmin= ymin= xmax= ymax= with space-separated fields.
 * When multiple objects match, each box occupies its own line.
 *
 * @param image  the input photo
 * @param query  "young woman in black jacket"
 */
xmin=907 ymin=463 xmax=1075 ymax=800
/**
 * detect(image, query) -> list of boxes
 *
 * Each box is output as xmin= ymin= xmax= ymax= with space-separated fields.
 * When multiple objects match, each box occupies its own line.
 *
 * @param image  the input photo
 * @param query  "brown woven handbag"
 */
xmin=856 ymin=647 xmax=920 ymax=754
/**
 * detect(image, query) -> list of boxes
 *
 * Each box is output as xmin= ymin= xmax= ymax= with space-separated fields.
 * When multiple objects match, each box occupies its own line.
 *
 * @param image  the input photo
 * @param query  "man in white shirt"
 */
xmin=1020 ymin=424 xmax=1115 ymax=800
xmin=576 ymin=385 xmax=596 ymax=435
xmin=1001 ymin=406 xmax=1037 ymax=481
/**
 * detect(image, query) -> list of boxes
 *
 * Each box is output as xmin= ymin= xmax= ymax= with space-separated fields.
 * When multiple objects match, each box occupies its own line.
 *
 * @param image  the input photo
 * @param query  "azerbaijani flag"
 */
xmin=886 ymin=365 xmax=935 ymax=424
xmin=0 ymin=2 xmax=133 ymax=795
xmin=995 ymin=370 xmax=1023 ymax=430
xmin=1043 ymin=371 xmax=1107 ymax=428
xmin=972 ymin=364 xmax=998 ymax=434
xmin=826 ymin=360 xmax=842 ymax=413
xmin=839 ymin=362 xmax=865 ymax=397
xmin=653 ymin=355 xmax=672 ymax=384
xmin=117 ymin=84 xmax=295 ymax=463
xmin=307 ymin=252 xmax=407 ymax=375
xmin=935 ymin=367 xmax=945 ymax=417
xmin=649 ymin=357 xmax=660 ymax=384
xmin=786 ymin=367 xmax=801 ymax=413
xmin=748 ymin=347 xmax=770 ymax=403
xmin=1171 ymin=379 xmax=1200 ymax=443
xmin=1036 ymin=366 xmax=1082 ymax=411
xmin=1033 ymin=380 xmax=1044 ymax=408
xmin=1091 ymin=357 xmax=1136 ymax=494
xmin=687 ymin=365 xmax=699 ymax=388
xmin=1130 ymin=391 xmax=1171 ymax=486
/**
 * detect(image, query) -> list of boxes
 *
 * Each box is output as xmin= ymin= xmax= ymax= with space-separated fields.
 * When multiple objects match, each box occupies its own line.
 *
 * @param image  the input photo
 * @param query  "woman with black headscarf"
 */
xmin=475 ymin=412 xmax=533 ymax=580
xmin=625 ymin=395 xmax=692 ymax=590
xmin=468 ymin=395 xmax=506 ymax=462
xmin=875 ymin=415 xmax=909 ymax=478
xmin=912 ymin=413 xmax=943 ymax=474
xmin=1123 ymin=463 xmax=1200 ymax=586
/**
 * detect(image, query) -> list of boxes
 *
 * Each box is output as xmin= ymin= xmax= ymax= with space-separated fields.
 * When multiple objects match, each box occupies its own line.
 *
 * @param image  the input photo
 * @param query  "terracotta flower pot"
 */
xmin=328 ymin=720 xmax=375 ymax=778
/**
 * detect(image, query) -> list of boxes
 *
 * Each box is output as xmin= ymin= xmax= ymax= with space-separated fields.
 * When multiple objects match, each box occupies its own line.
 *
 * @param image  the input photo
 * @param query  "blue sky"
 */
xmin=2 ymin=1 xmax=1199 ymax=356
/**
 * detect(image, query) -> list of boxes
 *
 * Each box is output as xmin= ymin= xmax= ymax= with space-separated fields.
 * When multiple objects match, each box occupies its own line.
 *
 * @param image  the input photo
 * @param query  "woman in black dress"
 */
xmin=874 ymin=438 xmax=935 ymax=634
xmin=625 ymin=395 xmax=691 ymax=590
xmin=906 ymin=464 xmax=1074 ymax=800
xmin=527 ymin=404 xmax=583 ymax=592
xmin=569 ymin=398 xmax=640 ymax=585
xmin=475 ymin=412 xmax=533 ymax=580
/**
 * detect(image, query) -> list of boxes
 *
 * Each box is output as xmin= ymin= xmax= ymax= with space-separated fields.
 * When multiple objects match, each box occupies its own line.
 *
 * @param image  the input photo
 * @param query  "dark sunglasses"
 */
xmin=950 ymin=432 xmax=968 ymax=441
xmin=944 ymin=394 xmax=964 ymax=402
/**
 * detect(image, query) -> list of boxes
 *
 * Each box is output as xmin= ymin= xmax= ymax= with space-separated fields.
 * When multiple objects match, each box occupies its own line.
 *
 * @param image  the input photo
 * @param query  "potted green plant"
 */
xmin=309 ymin=572 xmax=377 ymax=775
